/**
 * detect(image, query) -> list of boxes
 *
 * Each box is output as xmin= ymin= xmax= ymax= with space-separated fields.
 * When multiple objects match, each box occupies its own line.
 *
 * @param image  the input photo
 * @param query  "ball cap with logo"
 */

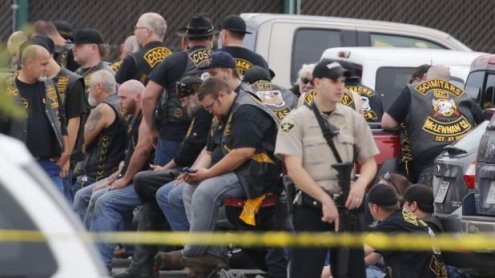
xmin=220 ymin=15 xmax=251 ymax=34
xmin=200 ymin=51 xmax=236 ymax=70
xmin=176 ymin=76 xmax=203 ymax=99
xmin=74 ymin=28 xmax=104 ymax=44
xmin=313 ymin=59 xmax=351 ymax=81
xmin=177 ymin=14 xmax=218 ymax=38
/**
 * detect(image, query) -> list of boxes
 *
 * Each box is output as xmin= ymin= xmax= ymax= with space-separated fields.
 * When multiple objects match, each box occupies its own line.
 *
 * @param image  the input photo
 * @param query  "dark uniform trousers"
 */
xmin=290 ymin=205 xmax=366 ymax=278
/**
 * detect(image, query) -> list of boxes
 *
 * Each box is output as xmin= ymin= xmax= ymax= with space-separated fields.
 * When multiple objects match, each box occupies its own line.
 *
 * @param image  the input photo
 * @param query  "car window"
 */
xmin=450 ymin=120 xmax=489 ymax=153
xmin=0 ymin=182 xmax=58 ymax=276
xmin=375 ymin=67 xmax=415 ymax=110
xmin=464 ymin=71 xmax=485 ymax=103
xmin=482 ymin=74 xmax=495 ymax=109
xmin=370 ymin=33 xmax=446 ymax=49
xmin=292 ymin=28 xmax=342 ymax=84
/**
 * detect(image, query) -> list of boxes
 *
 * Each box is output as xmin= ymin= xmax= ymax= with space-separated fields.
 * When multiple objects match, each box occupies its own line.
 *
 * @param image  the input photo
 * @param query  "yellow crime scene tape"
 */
xmin=1 ymin=230 xmax=495 ymax=252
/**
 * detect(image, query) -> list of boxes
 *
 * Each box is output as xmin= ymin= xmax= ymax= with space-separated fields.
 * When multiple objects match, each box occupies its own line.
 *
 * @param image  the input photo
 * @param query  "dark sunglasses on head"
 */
xmin=301 ymin=77 xmax=313 ymax=85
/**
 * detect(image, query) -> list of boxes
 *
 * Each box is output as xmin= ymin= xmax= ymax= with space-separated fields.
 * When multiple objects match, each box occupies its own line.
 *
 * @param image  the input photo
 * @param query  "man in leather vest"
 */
xmin=275 ymin=59 xmax=378 ymax=278
xmin=176 ymin=77 xmax=281 ymax=275
xmin=382 ymin=65 xmax=478 ymax=185
xmin=142 ymin=14 xmax=215 ymax=166
xmin=19 ymin=35 xmax=87 ymax=202
xmin=116 ymin=12 xmax=172 ymax=85
xmin=73 ymin=70 xmax=127 ymax=196
xmin=217 ymin=15 xmax=269 ymax=78
xmin=339 ymin=60 xmax=383 ymax=122
xmin=243 ymin=65 xmax=298 ymax=120
xmin=73 ymin=28 xmax=113 ymax=98
xmin=3 ymin=45 xmax=70 ymax=196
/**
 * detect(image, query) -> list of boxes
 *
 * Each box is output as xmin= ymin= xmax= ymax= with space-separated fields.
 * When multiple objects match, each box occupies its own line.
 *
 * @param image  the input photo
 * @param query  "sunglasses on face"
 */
xmin=301 ymin=77 xmax=313 ymax=85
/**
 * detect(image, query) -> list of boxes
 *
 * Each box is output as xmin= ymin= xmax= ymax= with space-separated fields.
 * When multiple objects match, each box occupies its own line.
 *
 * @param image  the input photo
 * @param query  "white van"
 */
xmin=320 ymin=47 xmax=484 ymax=109
xmin=0 ymin=135 xmax=108 ymax=277
xmin=241 ymin=13 xmax=472 ymax=88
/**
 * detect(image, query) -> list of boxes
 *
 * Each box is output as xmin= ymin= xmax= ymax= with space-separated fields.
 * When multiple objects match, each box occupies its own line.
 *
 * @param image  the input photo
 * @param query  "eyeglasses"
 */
xmin=301 ymin=77 xmax=313 ymax=85
xmin=203 ymin=96 xmax=219 ymax=112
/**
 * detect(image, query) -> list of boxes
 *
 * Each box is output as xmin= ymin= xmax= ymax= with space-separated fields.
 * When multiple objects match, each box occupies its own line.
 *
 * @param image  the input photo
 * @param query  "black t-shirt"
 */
xmin=219 ymin=46 xmax=269 ymax=75
xmin=374 ymin=210 xmax=445 ymax=278
xmin=53 ymin=69 xmax=87 ymax=162
xmin=16 ymin=79 xmax=59 ymax=158
xmin=230 ymin=104 xmax=277 ymax=150
xmin=206 ymin=117 xmax=225 ymax=165
xmin=174 ymin=108 xmax=213 ymax=167
xmin=116 ymin=41 xmax=168 ymax=85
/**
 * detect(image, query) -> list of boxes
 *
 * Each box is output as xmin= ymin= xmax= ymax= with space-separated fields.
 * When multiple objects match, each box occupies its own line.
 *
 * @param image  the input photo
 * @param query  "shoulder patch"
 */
xmin=280 ymin=117 xmax=295 ymax=133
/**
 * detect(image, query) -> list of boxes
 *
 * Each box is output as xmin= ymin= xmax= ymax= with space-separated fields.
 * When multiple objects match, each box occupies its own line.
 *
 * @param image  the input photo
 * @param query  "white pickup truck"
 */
xmin=241 ymin=13 xmax=472 ymax=88
xmin=320 ymin=47 xmax=484 ymax=109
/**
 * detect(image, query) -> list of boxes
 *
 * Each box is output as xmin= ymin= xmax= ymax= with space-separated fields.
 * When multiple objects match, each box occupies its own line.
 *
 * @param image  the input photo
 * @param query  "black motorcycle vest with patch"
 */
xmin=221 ymin=92 xmax=282 ymax=198
xmin=346 ymin=84 xmax=383 ymax=122
xmin=250 ymin=80 xmax=297 ymax=121
xmin=130 ymin=41 xmax=172 ymax=85
xmin=405 ymin=79 xmax=474 ymax=160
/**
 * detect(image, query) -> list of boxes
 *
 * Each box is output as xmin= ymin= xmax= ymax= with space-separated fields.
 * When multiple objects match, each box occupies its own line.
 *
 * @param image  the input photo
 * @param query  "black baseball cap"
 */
xmin=220 ymin=15 xmax=251 ymax=34
xmin=19 ymin=35 xmax=55 ymax=59
xmin=368 ymin=183 xmax=399 ymax=207
xmin=176 ymin=76 xmax=203 ymax=98
xmin=403 ymin=184 xmax=434 ymax=214
xmin=243 ymin=65 xmax=271 ymax=84
xmin=313 ymin=59 xmax=350 ymax=81
xmin=200 ymin=51 xmax=236 ymax=70
xmin=74 ymin=28 xmax=103 ymax=44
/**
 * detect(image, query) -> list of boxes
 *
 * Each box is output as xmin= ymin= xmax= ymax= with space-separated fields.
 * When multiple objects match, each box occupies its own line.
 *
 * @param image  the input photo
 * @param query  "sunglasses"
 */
xmin=301 ymin=77 xmax=313 ymax=85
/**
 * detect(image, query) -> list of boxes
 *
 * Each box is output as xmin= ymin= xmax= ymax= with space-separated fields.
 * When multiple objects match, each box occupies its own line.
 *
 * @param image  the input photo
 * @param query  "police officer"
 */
xmin=382 ymin=65 xmax=477 ymax=185
xmin=275 ymin=59 xmax=378 ymax=278
xmin=115 ymin=12 xmax=172 ymax=85
xmin=339 ymin=60 xmax=383 ymax=122
xmin=243 ymin=65 xmax=297 ymax=120
xmin=217 ymin=14 xmax=269 ymax=77
xmin=142 ymin=14 xmax=216 ymax=165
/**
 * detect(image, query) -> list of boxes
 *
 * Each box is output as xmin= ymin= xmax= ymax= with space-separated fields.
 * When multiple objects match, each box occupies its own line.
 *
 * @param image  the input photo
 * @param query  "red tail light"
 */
xmin=464 ymin=162 xmax=476 ymax=189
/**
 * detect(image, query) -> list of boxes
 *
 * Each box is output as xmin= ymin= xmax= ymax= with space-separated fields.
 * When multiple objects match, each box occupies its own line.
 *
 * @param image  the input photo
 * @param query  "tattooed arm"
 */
xmin=84 ymin=103 xmax=116 ymax=146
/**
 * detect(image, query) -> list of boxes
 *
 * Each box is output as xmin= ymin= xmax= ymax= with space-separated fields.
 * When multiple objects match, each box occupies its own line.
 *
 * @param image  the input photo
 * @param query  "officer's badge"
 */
xmin=280 ymin=117 xmax=295 ymax=133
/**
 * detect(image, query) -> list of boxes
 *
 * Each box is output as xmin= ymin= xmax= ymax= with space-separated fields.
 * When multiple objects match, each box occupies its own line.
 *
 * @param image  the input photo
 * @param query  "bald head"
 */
xmin=118 ymin=80 xmax=145 ymax=115
xmin=19 ymin=45 xmax=50 ymax=83
xmin=426 ymin=65 xmax=451 ymax=81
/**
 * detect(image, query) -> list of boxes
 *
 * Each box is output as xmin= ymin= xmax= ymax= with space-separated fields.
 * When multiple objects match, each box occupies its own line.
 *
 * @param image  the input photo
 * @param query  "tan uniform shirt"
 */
xmin=275 ymin=103 xmax=379 ymax=193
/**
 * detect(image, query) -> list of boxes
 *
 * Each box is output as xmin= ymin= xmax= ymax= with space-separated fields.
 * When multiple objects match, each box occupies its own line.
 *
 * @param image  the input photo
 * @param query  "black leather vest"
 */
xmin=221 ymin=93 xmax=282 ymax=198
xmin=130 ymin=42 xmax=172 ymax=85
xmin=84 ymin=95 xmax=127 ymax=180
xmin=250 ymin=80 xmax=297 ymax=121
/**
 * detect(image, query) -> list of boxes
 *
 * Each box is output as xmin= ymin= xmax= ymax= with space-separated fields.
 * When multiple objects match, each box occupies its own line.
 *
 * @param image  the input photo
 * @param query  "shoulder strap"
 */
xmin=308 ymin=102 xmax=342 ymax=163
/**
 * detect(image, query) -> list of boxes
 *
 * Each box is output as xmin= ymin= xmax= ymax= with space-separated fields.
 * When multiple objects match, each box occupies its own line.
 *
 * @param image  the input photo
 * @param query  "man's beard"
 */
xmin=186 ymin=100 xmax=201 ymax=118
xmin=37 ymin=75 xmax=48 ymax=82
xmin=88 ymin=95 xmax=97 ymax=107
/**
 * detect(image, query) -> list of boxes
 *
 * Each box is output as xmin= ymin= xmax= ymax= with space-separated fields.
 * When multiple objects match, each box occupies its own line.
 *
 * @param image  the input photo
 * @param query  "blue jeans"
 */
xmin=90 ymin=185 xmax=142 ymax=268
xmin=155 ymin=138 xmax=181 ymax=166
xmin=183 ymin=172 xmax=245 ymax=258
xmin=37 ymin=159 xmax=64 ymax=195
xmin=156 ymin=180 xmax=189 ymax=231
xmin=73 ymin=179 xmax=108 ymax=229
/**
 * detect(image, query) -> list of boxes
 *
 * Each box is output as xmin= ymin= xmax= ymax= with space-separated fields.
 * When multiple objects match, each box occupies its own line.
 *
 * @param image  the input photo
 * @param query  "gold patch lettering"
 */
xmin=346 ymin=85 xmax=374 ymax=97
xmin=57 ymin=75 xmax=69 ymax=102
xmin=415 ymin=79 xmax=463 ymax=98
xmin=144 ymin=47 xmax=172 ymax=68
xmin=304 ymin=90 xmax=316 ymax=106
xmin=422 ymin=116 xmax=472 ymax=142
xmin=189 ymin=49 xmax=212 ymax=67
xmin=46 ymin=84 xmax=59 ymax=109
xmin=235 ymin=58 xmax=253 ymax=76
xmin=341 ymin=91 xmax=354 ymax=106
